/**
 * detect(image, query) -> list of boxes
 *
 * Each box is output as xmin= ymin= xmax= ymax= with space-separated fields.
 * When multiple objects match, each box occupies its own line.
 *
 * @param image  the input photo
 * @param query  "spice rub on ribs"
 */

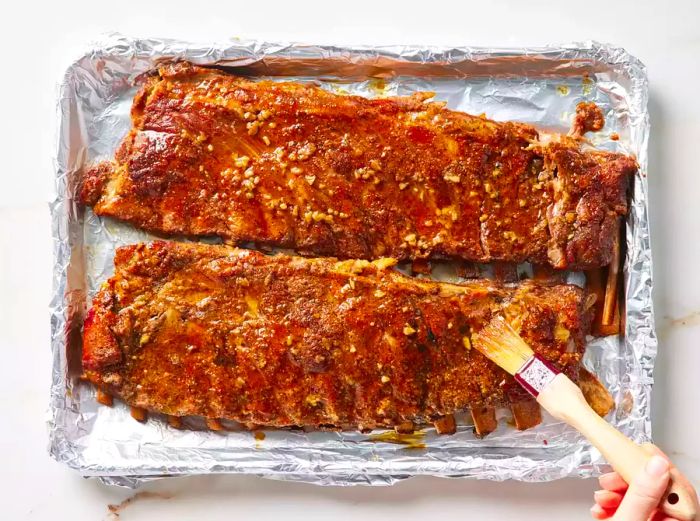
xmin=83 ymin=241 xmax=607 ymax=433
xmin=81 ymin=62 xmax=636 ymax=270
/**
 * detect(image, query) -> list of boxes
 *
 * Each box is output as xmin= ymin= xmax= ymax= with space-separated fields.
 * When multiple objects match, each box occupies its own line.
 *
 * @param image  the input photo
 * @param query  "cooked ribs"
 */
xmin=83 ymin=240 xmax=604 ymax=432
xmin=81 ymin=62 xmax=636 ymax=270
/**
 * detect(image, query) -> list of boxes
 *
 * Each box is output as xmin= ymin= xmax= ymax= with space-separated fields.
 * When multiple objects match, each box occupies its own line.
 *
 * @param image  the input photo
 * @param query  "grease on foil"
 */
xmin=49 ymin=34 xmax=653 ymax=488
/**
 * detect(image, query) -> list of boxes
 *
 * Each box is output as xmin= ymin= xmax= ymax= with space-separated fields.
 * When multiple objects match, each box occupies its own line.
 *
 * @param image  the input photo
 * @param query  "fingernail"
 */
xmin=645 ymin=455 xmax=669 ymax=478
xmin=593 ymin=490 xmax=606 ymax=501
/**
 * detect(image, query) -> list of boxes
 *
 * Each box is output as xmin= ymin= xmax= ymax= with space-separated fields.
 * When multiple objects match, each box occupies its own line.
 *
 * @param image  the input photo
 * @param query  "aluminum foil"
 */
xmin=49 ymin=34 xmax=653 ymax=487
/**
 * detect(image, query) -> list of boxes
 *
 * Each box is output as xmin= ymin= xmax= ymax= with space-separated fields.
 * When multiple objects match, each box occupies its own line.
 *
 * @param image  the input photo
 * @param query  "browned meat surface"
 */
xmin=571 ymin=101 xmax=606 ymax=137
xmin=83 ymin=241 xmax=596 ymax=431
xmin=81 ymin=62 xmax=636 ymax=270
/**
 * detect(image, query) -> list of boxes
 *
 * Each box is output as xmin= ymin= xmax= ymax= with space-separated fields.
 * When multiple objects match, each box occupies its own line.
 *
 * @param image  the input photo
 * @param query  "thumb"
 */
xmin=614 ymin=456 xmax=671 ymax=521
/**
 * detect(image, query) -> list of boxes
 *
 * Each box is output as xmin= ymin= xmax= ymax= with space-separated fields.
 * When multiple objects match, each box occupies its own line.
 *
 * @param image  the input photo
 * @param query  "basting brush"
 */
xmin=472 ymin=315 xmax=697 ymax=521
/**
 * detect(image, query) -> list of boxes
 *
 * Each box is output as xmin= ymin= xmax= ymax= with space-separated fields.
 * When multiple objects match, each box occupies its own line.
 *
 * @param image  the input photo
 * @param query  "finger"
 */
xmin=643 ymin=444 xmax=700 ymax=507
xmin=593 ymin=489 xmax=624 ymax=510
xmin=589 ymin=503 xmax=614 ymax=520
xmin=599 ymin=472 xmax=629 ymax=492
xmin=613 ymin=455 xmax=671 ymax=521
xmin=649 ymin=513 xmax=677 ymax=521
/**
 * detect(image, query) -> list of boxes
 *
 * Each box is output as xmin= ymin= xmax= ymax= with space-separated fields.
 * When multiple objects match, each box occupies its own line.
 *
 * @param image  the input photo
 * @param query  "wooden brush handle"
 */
xmin=537 ymin=374 xmax=697 ymax=521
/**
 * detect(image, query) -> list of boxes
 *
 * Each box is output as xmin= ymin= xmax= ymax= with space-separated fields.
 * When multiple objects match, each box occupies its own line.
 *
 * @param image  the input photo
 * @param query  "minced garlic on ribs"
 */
xmin=81 ymin=62 xmax=636 ymax=270
xmin=83 ymin=241 xmax=600 ymax=431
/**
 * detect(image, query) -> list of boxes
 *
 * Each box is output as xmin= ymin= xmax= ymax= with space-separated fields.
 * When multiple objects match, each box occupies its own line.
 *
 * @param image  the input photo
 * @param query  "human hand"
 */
xmin=591 ymin=444 xmax=699 ymax=520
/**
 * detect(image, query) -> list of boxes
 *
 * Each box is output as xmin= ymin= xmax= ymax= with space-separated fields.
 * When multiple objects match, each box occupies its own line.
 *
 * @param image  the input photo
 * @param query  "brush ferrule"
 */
xmin=514 ymin=355 xmax=560 ymax=397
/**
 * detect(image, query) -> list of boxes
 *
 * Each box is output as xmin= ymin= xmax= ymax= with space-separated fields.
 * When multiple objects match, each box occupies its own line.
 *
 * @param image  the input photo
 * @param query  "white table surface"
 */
xmin=2 ymin=1 xmax=699 ymax=519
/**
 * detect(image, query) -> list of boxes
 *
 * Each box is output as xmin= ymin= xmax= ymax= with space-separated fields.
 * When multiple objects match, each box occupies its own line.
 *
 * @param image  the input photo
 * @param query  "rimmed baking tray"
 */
xmin=49 ymin=34 xmax=653 ymax=487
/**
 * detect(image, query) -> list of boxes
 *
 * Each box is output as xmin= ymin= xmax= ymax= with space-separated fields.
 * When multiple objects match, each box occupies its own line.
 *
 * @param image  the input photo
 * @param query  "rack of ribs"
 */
xmin=83 ymin=240 xmax=612 ymax=435
xmin=81 ymin=62 xmax=637 ymax=270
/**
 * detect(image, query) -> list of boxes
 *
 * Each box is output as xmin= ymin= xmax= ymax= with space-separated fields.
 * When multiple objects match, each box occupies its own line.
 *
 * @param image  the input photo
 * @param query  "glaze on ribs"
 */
xmin=81 ymin=62 xmax=636 ymax=270
xmin=83 ymin=241 xmax=604 ymax=432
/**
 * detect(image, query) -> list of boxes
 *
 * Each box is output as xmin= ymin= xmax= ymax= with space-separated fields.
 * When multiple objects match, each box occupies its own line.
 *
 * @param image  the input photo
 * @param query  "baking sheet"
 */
xmin=49 ymin=34 xmax=653 ymax=487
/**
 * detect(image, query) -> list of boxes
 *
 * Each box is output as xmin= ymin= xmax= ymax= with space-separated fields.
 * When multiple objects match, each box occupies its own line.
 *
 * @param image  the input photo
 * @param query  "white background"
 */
xmin=1 ymin=1 xmax=699 ymax=519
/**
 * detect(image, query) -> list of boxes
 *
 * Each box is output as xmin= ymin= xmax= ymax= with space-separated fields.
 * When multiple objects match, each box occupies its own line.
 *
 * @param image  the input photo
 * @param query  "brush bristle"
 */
xmin=472 ymin=316 xmax=534 ymax=375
